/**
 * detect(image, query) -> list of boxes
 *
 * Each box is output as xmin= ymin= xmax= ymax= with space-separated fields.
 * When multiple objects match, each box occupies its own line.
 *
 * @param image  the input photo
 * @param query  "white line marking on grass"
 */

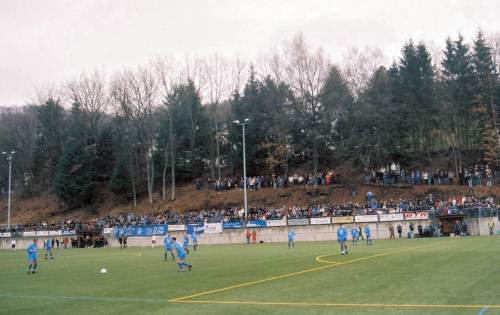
xmin=0 ymin=294 xmax=168 ymax=303
xmin=173 ymin=300 xmax=500 ymax=309
xmin=478 ymin=306 xmax=489 ymax=315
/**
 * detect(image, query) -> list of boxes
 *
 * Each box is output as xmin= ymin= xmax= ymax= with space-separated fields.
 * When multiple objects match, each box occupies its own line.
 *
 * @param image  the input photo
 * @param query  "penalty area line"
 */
xmin=170 ymin=240 xmax=455 ymax=302
xmin=172 ymin=299 xmax=500 ymax=309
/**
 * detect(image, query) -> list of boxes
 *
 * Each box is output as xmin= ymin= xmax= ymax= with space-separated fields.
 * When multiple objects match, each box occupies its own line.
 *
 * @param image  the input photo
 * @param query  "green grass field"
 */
xmin=1 ymin=237 xmax=499 ymax=315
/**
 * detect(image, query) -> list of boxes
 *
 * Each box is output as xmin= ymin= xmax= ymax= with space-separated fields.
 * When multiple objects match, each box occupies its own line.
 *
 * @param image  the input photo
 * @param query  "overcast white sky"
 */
xmin=1 ymin=0 xmax=499 ymax=106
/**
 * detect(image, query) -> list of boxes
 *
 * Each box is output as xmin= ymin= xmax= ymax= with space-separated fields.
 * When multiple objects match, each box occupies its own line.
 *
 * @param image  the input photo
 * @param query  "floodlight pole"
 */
xmin=234 ymin=119 xmax=250 ymax=224
xmin=2 ymin=151 xmax=15 ymax=230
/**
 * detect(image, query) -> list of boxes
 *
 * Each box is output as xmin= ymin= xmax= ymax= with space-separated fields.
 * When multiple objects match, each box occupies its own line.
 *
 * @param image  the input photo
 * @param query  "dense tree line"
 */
xmin=1 ymin=32 xmax=499 ymax=208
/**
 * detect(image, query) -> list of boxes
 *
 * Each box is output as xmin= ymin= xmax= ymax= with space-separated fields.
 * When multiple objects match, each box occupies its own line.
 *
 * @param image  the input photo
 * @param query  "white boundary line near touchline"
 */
xmin=0 ymin=294 xmax=169 ymax=303
xmin=1 ymin=294 xmax=498 ymax=310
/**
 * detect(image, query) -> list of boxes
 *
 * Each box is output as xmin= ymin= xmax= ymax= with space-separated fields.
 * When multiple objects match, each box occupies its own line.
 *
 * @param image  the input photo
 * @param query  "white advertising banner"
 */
xmin=379 ymin=213 xmax=404 ymax=222
xmin=355 ymin=215 xmax=379 ymax=223
xmin=168 ymin=224 xmax=186 ymax=231
xmin=48 ymin=230 xmax=62 ymax=236
xmin=0 ymin=232 xmax=11 ymax=238
xmin=23 ymin=231 xmax=36 ymax=237
xmin=103 ymin=228 xmax=114 ymax=234
xmin=36 ymin=231 xmax=49 ymax=236
xmin=310 ymin=217 xmax=331 ymax=225
xmin=204 ymin=223 xmax=223 ymax=234
xmin=266 ymin=219 xmax=287 ymax=227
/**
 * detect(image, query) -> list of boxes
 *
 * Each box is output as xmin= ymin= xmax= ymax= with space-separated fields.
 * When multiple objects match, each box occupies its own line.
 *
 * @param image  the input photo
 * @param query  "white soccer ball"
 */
xmin=100 ymin=268 xmax=107 ymax=274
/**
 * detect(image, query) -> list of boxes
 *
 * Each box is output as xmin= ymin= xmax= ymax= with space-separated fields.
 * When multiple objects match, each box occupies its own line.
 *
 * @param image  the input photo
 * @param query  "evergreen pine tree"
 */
xmin=53 ymin=103 xmax=95 ymax=206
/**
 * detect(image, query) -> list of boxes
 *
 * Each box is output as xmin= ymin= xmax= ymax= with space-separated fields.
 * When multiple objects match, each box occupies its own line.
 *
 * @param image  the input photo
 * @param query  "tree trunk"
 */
xmin=169 ymin=114 xmax=176 ymax=201
xmin=146 ymin=150 xmax=153 ymax=204
xmin=215 ymin=120 xmax=221 ymax=181
xmin=312 ymin=136 xmax=319 ymax=174
xmin=130 ymin=152 xmax=137 ymax=208
xmin=162 ymin=146 xmax=168 ymax=201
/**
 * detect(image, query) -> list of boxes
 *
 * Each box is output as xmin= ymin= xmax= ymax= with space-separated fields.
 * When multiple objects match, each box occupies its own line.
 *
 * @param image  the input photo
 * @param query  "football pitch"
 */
xmin=1 ymin=237 xmax=499 ymax=315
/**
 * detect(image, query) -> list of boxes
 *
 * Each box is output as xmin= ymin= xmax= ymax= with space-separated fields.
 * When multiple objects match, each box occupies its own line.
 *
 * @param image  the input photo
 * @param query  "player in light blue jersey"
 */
xmin=191 ymin=232 xmax=198 ymax=251
xmin=182 ymin=233 xmax=190 ymax=254
xmin=351 ymin=226 xmax=358 ymax=245
xmin=163 ymin=234 xmax=175 ymax=261
xmin=44 ymin=238 xmax=54 ymax=259
xmin=26 ymin=239 xmax=38 ymax=274
xmin=337 ymin=224 xmax=348 ymax=255
xmin=172 ymin=237 xmax=192 ymax=272
xmin=287 ymin=230 xmax=296 ymax=248
xmin=364 ymin=225 xmax=373 ymax=245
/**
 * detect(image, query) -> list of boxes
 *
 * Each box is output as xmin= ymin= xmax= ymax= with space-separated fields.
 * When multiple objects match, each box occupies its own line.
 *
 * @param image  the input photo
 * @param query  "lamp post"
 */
xmin=233 ymin=118 xmax=250 ymax=223
xmin=2 ymin=151 xmax=15 ymax=230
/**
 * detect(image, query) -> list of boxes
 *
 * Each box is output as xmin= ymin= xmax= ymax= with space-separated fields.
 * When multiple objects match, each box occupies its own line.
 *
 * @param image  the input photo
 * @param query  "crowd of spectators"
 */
xmin=2 ymin=194 xmax=495 ymax=233
xmin=366 ymin=163 xmax=497 ymax=187
xmin=195 ymin=170 xmax=340 ymax=191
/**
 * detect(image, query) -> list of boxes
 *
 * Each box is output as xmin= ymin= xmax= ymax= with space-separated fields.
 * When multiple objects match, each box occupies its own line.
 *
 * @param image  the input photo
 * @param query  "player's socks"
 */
xmin=164 ymin=252 xmax=168 ymax=261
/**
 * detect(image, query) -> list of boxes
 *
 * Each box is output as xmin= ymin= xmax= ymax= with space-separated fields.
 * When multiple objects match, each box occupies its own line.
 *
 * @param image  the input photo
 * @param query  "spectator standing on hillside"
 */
xmin=418 ymin=224 xmax=423 ymax=236
xmin=486 ymin=167 xmax=493 ymax=189
xmin=397 ymin=224 xmax=402 ymax=238
xmin=409 ymin=223 xmax=415 ymax=239
xmin=366 ymin=191 xmax=373 ymax=203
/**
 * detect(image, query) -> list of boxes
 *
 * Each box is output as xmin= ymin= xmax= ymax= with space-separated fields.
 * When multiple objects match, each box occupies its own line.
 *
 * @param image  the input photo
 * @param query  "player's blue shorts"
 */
xmin=177 ymin=253 xmax=186 ymax=260
xmin=28 ymin=256 xmax=37 ymax=264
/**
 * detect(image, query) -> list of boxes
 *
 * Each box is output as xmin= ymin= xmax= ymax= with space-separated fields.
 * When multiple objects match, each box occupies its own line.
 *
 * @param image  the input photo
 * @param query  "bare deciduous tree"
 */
xmin=283 ymin=33 xmax=330 ymax=173
xmin=203 ymin=53 xmax=229 ymax=181
xmin=257 ymin=49 xmax=285 ymax=83
xmin=65 ymin=70 xmax=109 ymax=141
xmin=156 ymin=57 xmax=180 ymax=201
xmin=341 ymin=47 xmax=386 ymax=98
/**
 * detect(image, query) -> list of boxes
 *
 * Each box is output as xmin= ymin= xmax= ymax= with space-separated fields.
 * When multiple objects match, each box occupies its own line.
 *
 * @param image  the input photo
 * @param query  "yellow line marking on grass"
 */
xmin=172 ymin=299 xmax=500 ymax=309
xmin=169 ymin=264 xmax=335 ymax=302
xmin=169 ymin=240 xmax=455 ymax=302
xmin=315 ymin=253 xmax=338 ymax=264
